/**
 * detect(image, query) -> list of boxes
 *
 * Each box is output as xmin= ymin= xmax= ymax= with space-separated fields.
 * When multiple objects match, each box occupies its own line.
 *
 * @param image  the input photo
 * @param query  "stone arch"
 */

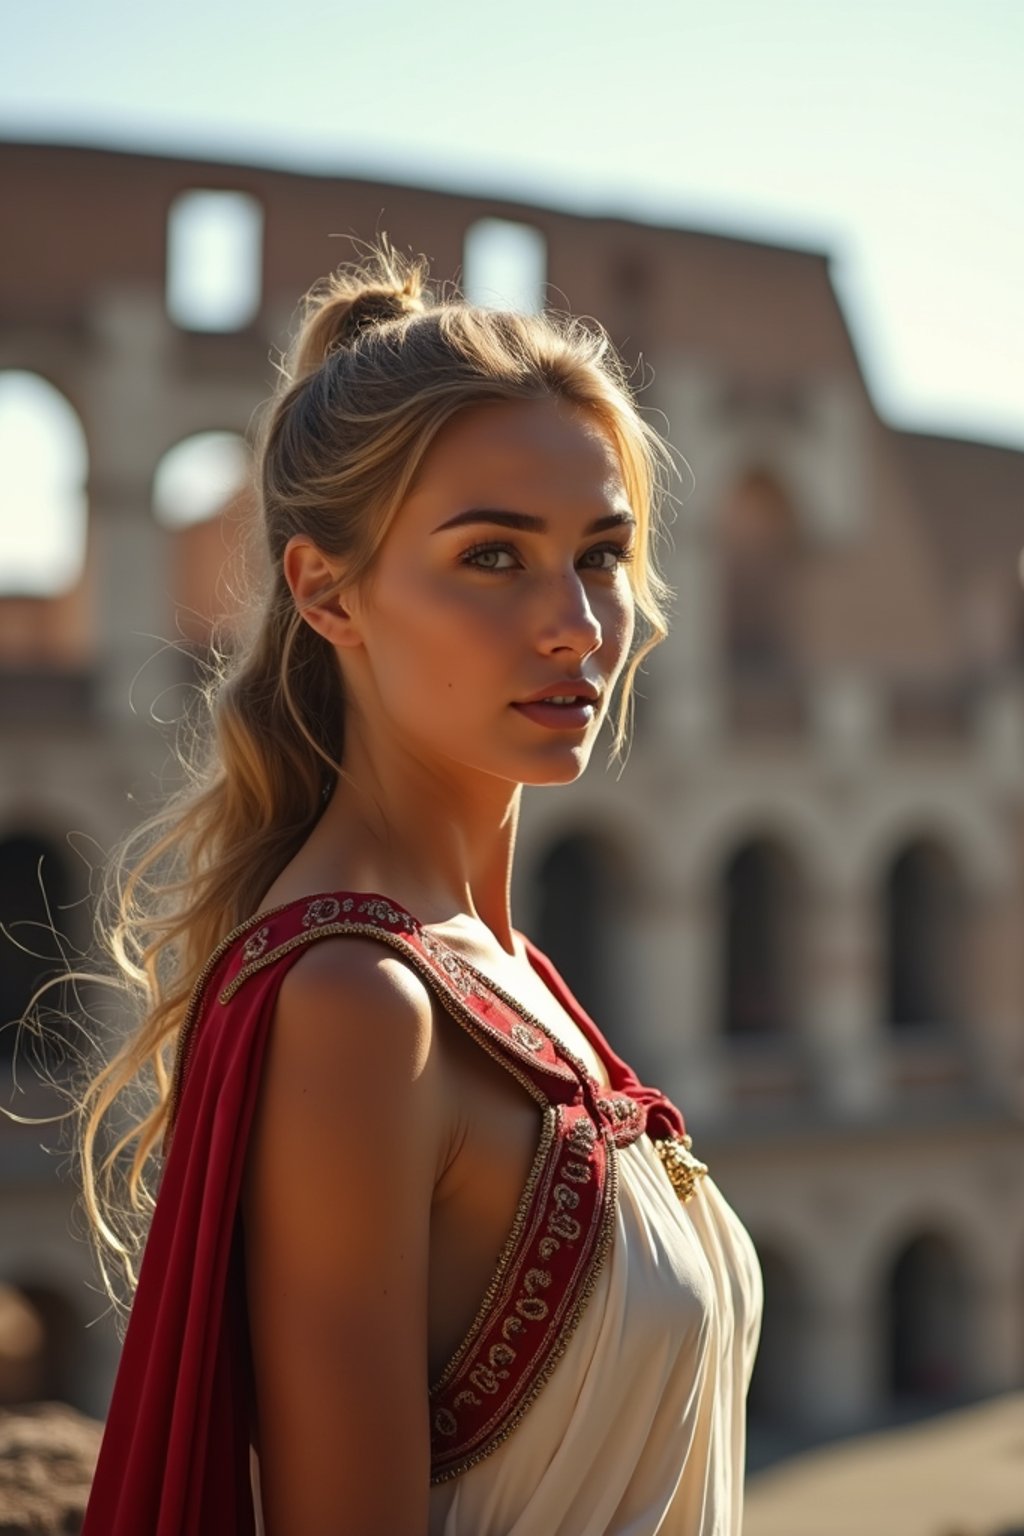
xmin=719 ymin=833 xmax=805 ymax=1038
xmin=855 ymin=792 xmax=1015 ymax=898
xmin=151 ymin=430 xmax=255 ymax=654
xmin=884 ymin=835 xmax=968 ymax=1032
xmin=881 ymin=1227 xmax=972 ymax=1409
xmin=677 ymin=787 xmax=841 ymax=899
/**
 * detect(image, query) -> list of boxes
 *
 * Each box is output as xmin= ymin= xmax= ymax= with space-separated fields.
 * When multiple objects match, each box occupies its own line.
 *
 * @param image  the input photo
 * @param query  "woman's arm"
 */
xmin=241 ymin=937 xmax=444 ymax=1536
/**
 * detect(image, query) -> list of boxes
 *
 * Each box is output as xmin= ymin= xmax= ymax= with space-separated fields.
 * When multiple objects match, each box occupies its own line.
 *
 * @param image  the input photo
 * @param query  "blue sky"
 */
xmin=3 ymin=0 xmax=1023 ymax=450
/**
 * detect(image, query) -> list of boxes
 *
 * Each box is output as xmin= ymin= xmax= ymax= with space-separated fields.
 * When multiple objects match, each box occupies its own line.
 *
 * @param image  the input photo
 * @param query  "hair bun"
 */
xmin=287 ymin=244 xmax=429 ymax=382
xmin=334 ymin=286 xmax=421 ymax=347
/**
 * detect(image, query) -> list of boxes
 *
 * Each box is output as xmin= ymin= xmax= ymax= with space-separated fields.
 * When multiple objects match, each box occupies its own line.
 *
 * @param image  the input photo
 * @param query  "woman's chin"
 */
xmin=514 ymin=741 xmax=595 ymax=786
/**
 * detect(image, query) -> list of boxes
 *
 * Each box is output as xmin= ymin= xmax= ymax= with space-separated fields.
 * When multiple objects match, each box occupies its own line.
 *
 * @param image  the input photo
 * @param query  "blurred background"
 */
xmin=1 ymin=1 xmax=1022 ymax=1532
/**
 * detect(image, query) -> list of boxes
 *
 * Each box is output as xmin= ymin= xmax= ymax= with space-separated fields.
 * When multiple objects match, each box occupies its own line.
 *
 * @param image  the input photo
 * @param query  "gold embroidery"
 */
xmin=469 ymin=1364 xmax=504 ymax=1395
xmin=523 ymin=1267 xmax=551 ymax=1297
xmin=302 ymin=896 xmax=342 ymax=927
xmin=511 ymin=1021 xmax=545 ymax=1052
xmin=548 ymin=1211 xmax=582 ymax=1242
xmin=428 ymin=1107 xmax=556 ymax=1395
xmin=169 ymin=893 xmax=330 ymax=1131
xmin=434 ymin=1408 xmax=458 ymax=1437
xmin=419 ymin=929 xmax=478 ymax=996
xmin=357 ymin=896 xmax=414 ymax=930
xmin=445 ymin=954 xmax=610 ymax=1091
xmin=515 ymin=1296 xmax=549 ymax=1322
xmin=242 ymin=925 xmax=271 ymax=961
xmin=430 ymin=1128 xmax=619 ymax=1486
xmin=567 ymin=1118 xmax=597 ymax=1155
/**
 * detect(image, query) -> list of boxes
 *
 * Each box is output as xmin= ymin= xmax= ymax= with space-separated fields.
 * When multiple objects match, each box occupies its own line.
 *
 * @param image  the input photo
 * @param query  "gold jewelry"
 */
xmin=653 ymin=1134 xmax=709 ymax=1204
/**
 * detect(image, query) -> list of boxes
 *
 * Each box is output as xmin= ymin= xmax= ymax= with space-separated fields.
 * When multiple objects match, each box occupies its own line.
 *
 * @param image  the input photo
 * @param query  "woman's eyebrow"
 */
xmin=432 ymin=508 xmax=636 ymax=535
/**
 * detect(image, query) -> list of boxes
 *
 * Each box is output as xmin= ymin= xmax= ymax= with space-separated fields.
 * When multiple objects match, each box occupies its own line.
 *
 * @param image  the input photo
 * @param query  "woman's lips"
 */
xmin=510 ymin=700 xmax=596 ymax=731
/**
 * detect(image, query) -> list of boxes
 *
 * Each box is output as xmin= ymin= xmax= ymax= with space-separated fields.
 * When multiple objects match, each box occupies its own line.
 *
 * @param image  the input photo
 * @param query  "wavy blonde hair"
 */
xmin=26 ymin=238 xmax=678 ymax=1311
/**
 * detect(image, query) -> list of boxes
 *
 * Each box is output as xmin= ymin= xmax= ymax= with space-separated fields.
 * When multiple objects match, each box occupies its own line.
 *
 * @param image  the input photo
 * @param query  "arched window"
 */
xmin=885 ymin=839 xmax=967 ymax=1031
xmin=746 ymin=1245 xmax=807 ymax=1447
xmin=463 ymin=218 xmax=547 ymax=314
xmin=718 ymin=467 xmax=800 ymax=675
xmin=0 ymin=833 xmax=86 ymax=1086
xmin=152 ymin=431 xmax=253 ymax=651
xmin=885 ymin=1230 xmax=970 ymax=1408
xmin=720 ymin=837 xmax=802 ymax=1037
xmin=532 ymin=832 xmax=629 ymax=1058
xmin=0 ymin=371 xmax=88 ymax=598
xmin=166 ymin=189 xmax=263 ymax=332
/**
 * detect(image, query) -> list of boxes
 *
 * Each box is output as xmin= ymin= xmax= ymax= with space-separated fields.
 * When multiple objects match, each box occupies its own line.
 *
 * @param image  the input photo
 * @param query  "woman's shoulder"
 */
xmin=268 ymin=905 xmax=436 ymax=1075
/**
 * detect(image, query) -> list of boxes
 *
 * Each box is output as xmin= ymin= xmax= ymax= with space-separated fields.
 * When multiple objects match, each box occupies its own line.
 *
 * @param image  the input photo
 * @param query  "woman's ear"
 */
xmin=282 ymin=534 xmax=362 ymax=648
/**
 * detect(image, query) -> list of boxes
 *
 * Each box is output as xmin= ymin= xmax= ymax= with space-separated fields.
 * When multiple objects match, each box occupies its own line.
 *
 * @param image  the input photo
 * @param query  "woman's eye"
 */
xmin=580 ymin=542 xmax=635 ymax=571
xmin=461 ymin=542 xmax=519 ymax=571
xmin=460 ymin=540 xmax=634 ymax=573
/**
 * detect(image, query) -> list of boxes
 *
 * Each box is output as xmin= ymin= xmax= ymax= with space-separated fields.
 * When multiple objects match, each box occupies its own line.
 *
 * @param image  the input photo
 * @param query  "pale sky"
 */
xmin=3 ymin=0 xmax=1023 ymax=451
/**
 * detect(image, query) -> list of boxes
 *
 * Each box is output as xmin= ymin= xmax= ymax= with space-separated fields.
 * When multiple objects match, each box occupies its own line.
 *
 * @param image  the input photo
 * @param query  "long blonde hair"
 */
xmin=34 ymin=238 xmax=677 ymax=1310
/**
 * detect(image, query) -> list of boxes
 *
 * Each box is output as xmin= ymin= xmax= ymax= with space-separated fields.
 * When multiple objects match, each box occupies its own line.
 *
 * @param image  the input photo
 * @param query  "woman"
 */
xmin=79 ymin=240 xmax=763 ymax=1535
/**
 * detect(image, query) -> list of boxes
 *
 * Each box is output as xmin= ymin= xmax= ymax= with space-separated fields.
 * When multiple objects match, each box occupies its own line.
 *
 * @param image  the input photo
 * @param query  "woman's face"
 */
xmin=341 ymin=395 xmax=637 ymax=787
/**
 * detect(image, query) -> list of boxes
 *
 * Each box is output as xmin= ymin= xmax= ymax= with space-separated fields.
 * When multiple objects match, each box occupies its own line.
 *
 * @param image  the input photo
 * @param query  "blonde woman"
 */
xmin=79 ymin=242 xmax=763 ymax=1535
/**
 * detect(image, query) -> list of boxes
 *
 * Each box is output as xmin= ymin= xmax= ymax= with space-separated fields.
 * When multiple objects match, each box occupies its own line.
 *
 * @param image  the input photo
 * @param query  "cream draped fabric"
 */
xmin=252 ymin=1134 xmax=763 ymax=1536
xmin=428 ymin=1133 xmax=764 ymax=1536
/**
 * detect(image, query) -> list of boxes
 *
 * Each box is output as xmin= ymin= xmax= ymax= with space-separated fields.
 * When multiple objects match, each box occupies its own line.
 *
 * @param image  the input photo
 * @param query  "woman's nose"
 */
xmin=536 ymin=571 xmax=603 ymax=660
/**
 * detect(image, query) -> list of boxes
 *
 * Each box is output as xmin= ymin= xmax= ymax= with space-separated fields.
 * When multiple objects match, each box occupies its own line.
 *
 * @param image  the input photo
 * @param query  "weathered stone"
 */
xmin=0 ymin=1403 xmax=102 ymax=1536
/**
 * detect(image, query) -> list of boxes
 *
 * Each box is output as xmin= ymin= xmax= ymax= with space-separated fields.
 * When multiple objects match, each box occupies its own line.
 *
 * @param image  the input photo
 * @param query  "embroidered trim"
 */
xmin=168 ymin=896 xmax=321 ymax=1131
xmin=452 ymin=955 xmax=614 ymax=1096
xmin=431 ymin=1124 xmax=619 ymax=1484
xmin=241 ymin=924 xmax=271 ymax=961
xmin=429 ymin=1103 xmax=614 ymax=1481
xmin=511 ymin=1022 xmax=545 ymax=1052
xmin=429 ymin=1107 xmax=557 ymax=1395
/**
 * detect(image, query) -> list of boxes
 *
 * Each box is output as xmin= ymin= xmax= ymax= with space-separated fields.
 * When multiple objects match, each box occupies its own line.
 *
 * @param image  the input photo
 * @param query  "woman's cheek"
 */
xmin=602 ymin=585 xmax=635 ymax=662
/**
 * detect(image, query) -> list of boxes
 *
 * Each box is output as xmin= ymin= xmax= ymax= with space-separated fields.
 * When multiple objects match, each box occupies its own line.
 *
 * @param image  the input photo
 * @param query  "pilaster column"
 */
xmin=804 ymin=887 xmax=889 ymax=1115
xmin=803 ymin=1286 xmax=879 ymax=1428
xmin=622 ymin=886 xmax=728 ymax=1127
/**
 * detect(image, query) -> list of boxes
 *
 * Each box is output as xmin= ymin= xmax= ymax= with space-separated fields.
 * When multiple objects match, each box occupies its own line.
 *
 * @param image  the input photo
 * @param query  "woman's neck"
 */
xmin=305 ymin=736 xmax=523 ymax=953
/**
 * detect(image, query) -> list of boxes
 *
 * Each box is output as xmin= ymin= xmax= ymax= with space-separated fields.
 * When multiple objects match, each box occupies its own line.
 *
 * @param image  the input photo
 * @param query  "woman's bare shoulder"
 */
xmin=270 ymin=931 xmax=437 ymax=1087
xmin=244 ymin=937 xmax=440 ymax=1530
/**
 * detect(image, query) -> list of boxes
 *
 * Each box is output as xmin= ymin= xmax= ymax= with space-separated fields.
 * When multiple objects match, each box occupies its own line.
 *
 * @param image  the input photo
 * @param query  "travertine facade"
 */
xmin=1 ymin=141 xmax=1022 ymax=1460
